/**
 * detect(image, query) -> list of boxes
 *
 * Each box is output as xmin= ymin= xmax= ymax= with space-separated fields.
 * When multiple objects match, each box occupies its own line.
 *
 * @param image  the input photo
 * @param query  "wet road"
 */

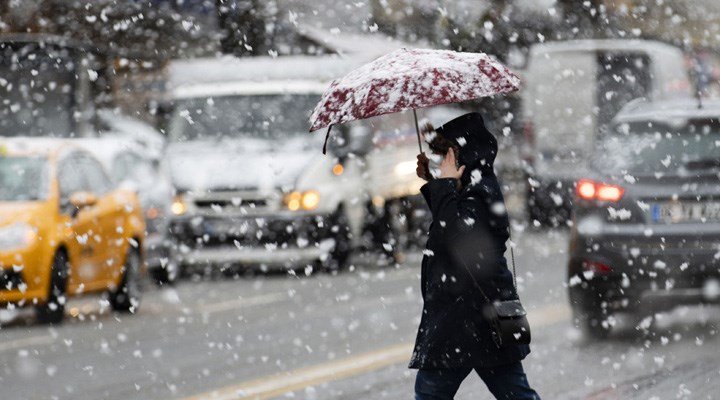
xmin=1 ymin=230 xmax=718 ymax=400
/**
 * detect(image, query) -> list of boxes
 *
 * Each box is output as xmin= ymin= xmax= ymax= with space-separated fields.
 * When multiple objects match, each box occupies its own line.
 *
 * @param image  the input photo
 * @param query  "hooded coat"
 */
xmin=409 ymin=112 xmax=530 ymax=369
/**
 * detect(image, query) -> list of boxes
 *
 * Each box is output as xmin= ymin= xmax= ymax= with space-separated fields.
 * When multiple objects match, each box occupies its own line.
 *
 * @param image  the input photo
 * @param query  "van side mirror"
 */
xmin=328 ymin=124 xmax=374 ymax=158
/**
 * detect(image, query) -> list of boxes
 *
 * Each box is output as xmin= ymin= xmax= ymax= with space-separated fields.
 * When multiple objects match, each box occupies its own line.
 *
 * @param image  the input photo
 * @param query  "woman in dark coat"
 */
xmin=410 ymin=112 xmax=540 ymax=400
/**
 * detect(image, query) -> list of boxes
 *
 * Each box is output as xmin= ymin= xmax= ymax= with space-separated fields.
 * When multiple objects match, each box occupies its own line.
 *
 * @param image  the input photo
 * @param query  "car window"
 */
xmin=0 ymin=156 xmax=50 ymax=201
xmin=111 ymin=151 xmax=142 ymax=183
xmin=76 ymin=154 xmax=113 ymax=194
xmin=58 ymin=155 xmax=86 ymax=201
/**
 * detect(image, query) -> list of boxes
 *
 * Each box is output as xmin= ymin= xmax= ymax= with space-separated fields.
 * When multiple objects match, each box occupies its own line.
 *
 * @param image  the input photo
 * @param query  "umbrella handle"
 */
xmin=413 ymin=109 xmax=422 ymax=153
xmin=322 ymin=125 xmax=332 ymax=155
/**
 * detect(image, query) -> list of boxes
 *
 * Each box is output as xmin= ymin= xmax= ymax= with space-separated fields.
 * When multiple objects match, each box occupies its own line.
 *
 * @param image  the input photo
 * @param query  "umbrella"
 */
xmin=309 ymin=48 xmax=521 ymax=154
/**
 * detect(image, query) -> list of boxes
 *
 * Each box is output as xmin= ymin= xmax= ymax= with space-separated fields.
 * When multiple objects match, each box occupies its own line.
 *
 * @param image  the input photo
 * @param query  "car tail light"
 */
xmin=582 ymin=260 xmax=612 ymax=273
xmin=576 ymin=179 xmax=624 ymax=201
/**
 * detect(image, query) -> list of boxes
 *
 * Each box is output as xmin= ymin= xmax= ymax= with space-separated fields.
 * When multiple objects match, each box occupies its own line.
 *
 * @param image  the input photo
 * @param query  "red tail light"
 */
xmin=582 ymin=260 xmax=613 ymax=274
xmin=576 ymin=179 xmax=624 ymax=201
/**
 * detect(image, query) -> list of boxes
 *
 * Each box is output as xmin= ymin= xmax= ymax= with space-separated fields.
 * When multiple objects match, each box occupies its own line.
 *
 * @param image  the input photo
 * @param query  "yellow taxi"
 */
xmin=0 ymin=139 xmax=146 ymax=323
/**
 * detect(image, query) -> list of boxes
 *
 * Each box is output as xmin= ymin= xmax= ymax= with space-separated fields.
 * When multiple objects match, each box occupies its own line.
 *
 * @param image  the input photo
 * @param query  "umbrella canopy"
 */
xmin=308 ymin=48 xmax=521 ymax=141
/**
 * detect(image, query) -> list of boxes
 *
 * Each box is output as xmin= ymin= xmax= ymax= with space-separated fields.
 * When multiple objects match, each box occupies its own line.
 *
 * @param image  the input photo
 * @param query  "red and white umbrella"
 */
xmin=309 ymin=48 xmax=521 ymax=153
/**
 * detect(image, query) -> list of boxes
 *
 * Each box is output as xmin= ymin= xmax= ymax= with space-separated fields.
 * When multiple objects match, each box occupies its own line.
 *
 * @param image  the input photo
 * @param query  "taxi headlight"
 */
xmin=284 ymin=191 xmax=320 ymax=211
xmin=0 ymin=223 xmax=37 ymax=251
xmin=171 ymin=196 xmax=187 ymax=215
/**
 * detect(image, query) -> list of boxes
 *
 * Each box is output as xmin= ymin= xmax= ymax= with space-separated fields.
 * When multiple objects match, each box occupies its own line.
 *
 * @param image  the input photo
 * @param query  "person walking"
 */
xmin=410 ymin=112 xmax=540 ymax=400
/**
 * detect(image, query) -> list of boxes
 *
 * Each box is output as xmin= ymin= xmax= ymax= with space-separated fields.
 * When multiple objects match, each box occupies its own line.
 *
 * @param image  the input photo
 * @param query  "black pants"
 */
xmin=414 ymin=361 xmax=541 ymax=400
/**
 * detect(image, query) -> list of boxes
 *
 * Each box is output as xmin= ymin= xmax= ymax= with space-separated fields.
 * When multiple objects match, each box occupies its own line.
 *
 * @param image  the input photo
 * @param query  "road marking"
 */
xmin=181 ymin=343 xmax=412 ymax=400
xmin=181 ymin=302 xmax=571 ymax=400
xmin=528 ymin=302 xmax=572 ymax=328
xmin=0 ymin=335 xmax=55 ymax=353
xmin=194 ymin=293 xmax=286 ymax=315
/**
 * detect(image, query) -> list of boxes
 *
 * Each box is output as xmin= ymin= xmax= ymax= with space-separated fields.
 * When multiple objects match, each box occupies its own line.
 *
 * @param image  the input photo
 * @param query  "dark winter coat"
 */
xmin=409 ymin=112 xmax=530 ymax=369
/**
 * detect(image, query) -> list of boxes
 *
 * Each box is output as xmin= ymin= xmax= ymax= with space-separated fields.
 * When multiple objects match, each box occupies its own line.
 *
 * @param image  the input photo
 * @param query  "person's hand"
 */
xmin=439 ymin=148 xmax=465 ymax=180
xmin=416 ymin=152 xmax=431 ymax=181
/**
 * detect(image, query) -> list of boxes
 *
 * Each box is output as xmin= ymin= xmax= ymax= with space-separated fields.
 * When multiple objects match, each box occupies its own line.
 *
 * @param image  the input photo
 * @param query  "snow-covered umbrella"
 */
xmin=308 ymin=48 xmax=521 ymax=154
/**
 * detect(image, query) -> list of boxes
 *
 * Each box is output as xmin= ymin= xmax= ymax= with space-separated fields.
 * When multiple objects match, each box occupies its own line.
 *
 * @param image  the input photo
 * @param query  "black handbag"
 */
xmin=466 ymin=247 xmax=532 ymax=348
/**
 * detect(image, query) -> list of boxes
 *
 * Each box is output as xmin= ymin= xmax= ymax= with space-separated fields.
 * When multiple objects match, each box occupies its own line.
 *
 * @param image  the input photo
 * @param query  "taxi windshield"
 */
xmin=0 ymin=155 xmax=50 ymax=201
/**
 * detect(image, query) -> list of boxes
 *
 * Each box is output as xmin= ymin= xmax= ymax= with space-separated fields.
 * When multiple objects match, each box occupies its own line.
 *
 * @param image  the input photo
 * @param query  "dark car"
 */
xmin=567 ymin=99 xmax=720 ymax=339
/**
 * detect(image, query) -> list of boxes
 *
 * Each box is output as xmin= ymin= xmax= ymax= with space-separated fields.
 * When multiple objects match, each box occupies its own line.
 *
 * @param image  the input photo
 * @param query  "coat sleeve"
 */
xmin=422 ymin=178 xmax=494 ymax=298
xmin=423 ymin=178 xmax=481 ymax=238
xmin=420 ymin=181 xmax=433 ymax=208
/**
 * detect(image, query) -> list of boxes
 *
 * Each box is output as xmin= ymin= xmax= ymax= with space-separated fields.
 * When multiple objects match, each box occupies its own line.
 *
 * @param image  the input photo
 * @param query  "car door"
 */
xmin=74 ymin=153 xmax=126 ymax=286
xmin=58 ymin=153 xmax=104 ymax=294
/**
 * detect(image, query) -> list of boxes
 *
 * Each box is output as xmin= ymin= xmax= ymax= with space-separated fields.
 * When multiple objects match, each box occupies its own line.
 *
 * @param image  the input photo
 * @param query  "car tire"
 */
xmin=324 ymin=209 xmax=351 ymax=272
xmin=35 ymin=251 xmax=69 ymax=325
xmin=110 ymin=248 xmax=142 ymax=313
xmin=151 ymin=260 xmax=179 ymax=286
xmin=526 ymin=189 xmax=547 ymax=227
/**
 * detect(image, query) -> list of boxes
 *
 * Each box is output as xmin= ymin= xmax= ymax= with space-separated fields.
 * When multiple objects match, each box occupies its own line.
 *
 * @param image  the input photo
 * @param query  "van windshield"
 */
xmin=0 ymin=156 xmax=49 ymax=201
xmin=168 ymin=94 xmax=320 ymax=142
xmin=593 ymin=119 xmax=720 ymax=175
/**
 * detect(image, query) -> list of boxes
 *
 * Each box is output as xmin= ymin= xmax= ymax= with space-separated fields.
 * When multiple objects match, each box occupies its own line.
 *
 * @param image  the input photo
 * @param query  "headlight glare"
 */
xmin=171 ymin=196 xmax=187 ymax=215
xmin=301 ymin=191 xmax=320 ymax=210
xmin=0 ymin=223 xmax=37 ymax=251
xmin=285 ymin=191 xmax=320 ymax=211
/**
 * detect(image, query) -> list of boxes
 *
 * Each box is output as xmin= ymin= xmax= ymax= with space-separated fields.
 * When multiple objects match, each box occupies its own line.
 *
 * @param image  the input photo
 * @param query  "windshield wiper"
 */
xmin=684 ymin=158 xmax=720 ymax=170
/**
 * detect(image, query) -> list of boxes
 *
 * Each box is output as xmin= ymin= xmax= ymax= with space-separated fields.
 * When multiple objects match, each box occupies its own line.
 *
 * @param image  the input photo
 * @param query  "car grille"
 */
xmin=170 ymin=215 xmax=333 ymax=249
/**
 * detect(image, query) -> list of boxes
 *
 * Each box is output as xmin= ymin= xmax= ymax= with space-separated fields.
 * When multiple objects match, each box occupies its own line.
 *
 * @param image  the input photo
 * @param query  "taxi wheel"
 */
xmin=36 ymin=251 xmax=69 ymax=324
xmin=110 ymin=248 xmax=142 ymax=313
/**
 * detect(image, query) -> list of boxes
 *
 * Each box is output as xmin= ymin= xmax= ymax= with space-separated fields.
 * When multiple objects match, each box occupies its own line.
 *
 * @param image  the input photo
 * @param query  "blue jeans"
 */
xmin=415 ymin=362 xmax=541 ymax=400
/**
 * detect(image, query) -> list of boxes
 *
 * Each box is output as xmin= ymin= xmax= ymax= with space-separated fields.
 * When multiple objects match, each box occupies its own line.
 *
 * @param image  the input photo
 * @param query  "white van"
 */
xmin=160 ymin=54 xmax=429 ymax=273
xmin=521 ymin=39 xmax=692 ymax=225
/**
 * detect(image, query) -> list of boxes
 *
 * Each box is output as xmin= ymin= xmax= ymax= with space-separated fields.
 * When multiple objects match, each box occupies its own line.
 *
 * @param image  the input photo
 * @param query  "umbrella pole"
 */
xmin=413 ymin=108 xmax=422 ymax=153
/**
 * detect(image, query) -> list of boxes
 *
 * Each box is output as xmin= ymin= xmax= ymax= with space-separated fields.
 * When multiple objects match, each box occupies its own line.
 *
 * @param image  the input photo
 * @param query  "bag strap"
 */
xmin=458 ymin=257 xmax=492 ymax=304
xmin=460 ymin=235 xmax=518 ymax=305
xmin=453 ymin=216 xmax=519 ymax=305
xmin=510 ymin=246 xmax=518 ymax=291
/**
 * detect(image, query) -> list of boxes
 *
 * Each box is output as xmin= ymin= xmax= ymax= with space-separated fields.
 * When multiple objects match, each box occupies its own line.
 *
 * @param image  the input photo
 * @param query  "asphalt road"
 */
xmin=1 ymin=229 xmax=718 ymax=400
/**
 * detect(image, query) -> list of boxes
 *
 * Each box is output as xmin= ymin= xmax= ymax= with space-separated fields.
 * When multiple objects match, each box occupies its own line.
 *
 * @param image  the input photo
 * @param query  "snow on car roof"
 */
xmin=0 ymin=137 xmax=76 ymax=157
xmin=613 ymin=99 xmax=720 ymax=124
xmin=97 ymin=109 xmax=166 ymax=159
xmin=167 ymin=54 xmax=368 ymax=90
xmin=172 ymin=80 xmax=328 ymax=100
xmin=297 ymin=25 xmax=409 ymax=58
xmin=70 ymin=137 xmax=146 ymax=171
xmin=530 ymin=39 xmax=683 ymax=56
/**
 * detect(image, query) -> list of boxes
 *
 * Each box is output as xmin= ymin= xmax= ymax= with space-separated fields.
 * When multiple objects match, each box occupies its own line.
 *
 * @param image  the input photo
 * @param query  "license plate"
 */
xmin=204 ymin=220 xmax=252 ymax=236
xmin=652 ymin=202 xmax=720 ymax=223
